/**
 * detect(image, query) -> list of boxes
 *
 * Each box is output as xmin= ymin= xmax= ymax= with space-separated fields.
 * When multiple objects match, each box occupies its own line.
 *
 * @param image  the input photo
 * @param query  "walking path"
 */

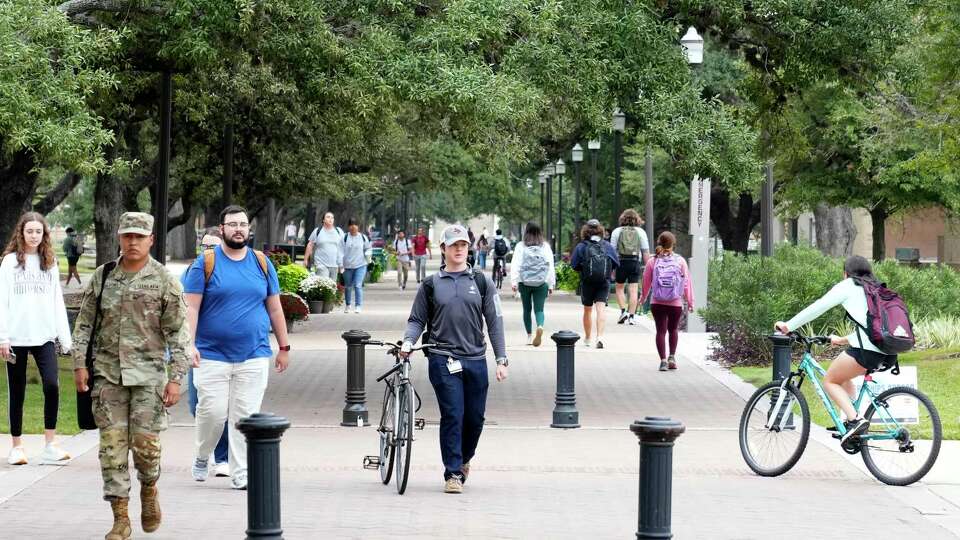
xmin=2 ymin=259 xmax=960 ymax=538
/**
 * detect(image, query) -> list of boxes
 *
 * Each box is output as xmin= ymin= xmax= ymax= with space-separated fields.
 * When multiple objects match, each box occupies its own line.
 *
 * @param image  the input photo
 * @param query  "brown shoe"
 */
xmin=140 ymin=482 xmax=162 ymax=533
xmin=444 ymin=476 xmax=463 ymax=494
xmin=106 ymin=498 xmax=132 ymax=540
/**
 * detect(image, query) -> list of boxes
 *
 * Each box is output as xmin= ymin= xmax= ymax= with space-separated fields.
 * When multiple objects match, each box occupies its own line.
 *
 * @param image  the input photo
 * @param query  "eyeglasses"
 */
xmin=223 ymin=222 xmax=250 ymax=229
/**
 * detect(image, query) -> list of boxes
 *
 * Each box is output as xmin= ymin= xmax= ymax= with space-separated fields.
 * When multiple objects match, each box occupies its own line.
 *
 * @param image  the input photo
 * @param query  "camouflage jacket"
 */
xmin=71 ymin=257 xmax=190 ymax=386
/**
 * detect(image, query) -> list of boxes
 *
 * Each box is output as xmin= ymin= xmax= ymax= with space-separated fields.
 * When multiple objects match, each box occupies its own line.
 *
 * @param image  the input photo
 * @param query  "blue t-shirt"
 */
xmin=182 ymin=247 xmax=280 ymax=362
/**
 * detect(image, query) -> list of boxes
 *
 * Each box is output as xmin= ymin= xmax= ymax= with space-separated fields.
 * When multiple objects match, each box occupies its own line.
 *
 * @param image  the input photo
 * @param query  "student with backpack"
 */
xmin=570 ymin=219 xmax=619 ymax=349
xmin=342 ymin=219 xmax=373 ymax=313
xmin=303 ymin=211 xmax=344 ymax=280
xmin=490 ymin=229 xmax=511 ymax=286
xmin=774 ymin=255 xmax=912 ymax=446
xmin=392 ymin=230 xmax=413 ymax=290
xmin=509 ymin=222 xmax=555 ymax=347
xmin=610 ymin=209 xmax=650 ymax=325
xmin=63 ymin=226 xmax=83 ymax=287
xmin=640 ymin=232 xmax=694 ymax=371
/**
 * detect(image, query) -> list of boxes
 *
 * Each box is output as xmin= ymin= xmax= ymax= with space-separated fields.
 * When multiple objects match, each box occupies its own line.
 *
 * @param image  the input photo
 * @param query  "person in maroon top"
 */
xmin=411 ymin=227 xmax=433 ymax=283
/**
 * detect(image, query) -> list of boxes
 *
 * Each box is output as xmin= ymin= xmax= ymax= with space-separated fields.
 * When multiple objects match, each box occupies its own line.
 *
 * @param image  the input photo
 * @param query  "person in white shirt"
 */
xmin=0 ymin=212 xmax=72 ymax=466
xmin=284 ymin=222 xmax=298 ymax=243
xmin=392 ymin=230 xmax=413 ymax=290
xmin=509 ymin=222 xmax=556 ymax=346
xmin=303 ymin=212 xmax=344 ymax=279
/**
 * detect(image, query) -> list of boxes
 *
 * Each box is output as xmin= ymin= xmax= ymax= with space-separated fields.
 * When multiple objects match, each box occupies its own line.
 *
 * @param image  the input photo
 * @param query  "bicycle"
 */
xmin=362 ymin=340 xmax=446 ymax=494
xmin=738 ymin=331 xmax=942 ymax=486
xmin=491 ymin=256 xmax=506 ymax=289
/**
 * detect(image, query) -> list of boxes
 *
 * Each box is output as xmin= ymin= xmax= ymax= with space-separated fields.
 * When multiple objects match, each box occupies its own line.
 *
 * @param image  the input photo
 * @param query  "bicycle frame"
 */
xmin=778 ymin=352 xmax=905 ymax=442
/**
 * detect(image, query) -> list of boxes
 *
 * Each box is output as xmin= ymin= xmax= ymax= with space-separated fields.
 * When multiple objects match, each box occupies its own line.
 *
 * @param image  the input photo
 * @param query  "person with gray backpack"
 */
xmin=640 ymin=231 xmax=694 ymax=371
xmin=510 ymin=222 xmax=555 ymax=346
xmin=610 ymin=209 xmax=650 ymax=325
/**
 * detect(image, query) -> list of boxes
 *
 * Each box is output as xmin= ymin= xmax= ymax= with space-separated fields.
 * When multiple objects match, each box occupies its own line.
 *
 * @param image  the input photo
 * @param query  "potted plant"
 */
xmin=279 ymin=292 xmax=309 ymax=333
xmin=316 ymin=276 xmax=338 ymax=313
xmin=298 ymin=274 xmax=327 ymax=313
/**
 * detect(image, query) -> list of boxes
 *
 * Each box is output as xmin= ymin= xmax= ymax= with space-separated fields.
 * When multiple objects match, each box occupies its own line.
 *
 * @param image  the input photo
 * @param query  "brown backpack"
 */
xmin=203 ymin=249 xmax=269 ymax=284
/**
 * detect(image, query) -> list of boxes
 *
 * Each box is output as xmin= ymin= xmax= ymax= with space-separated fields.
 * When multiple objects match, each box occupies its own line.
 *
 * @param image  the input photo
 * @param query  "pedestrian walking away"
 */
xmin=1 ymin=212 xmax=73 ymax=466
xmin=509 ymin=222 xmax=555 ymax=347
xmin=63 ymin=226 xmax=84 ymax=287
xmin=342 ymin=219 xmax=373 ymax=313
xmin=182 ymin=205 xmax=291 ymax=491
xmin=392 ymin=230 xmax=413 ymax=290
xmin=570 ymin=219 xmax=619 ymax=349
xmin=411 ymin=227 xmax=432 ymax=283
xmin=490 ymin=229 xmax=511 ymax=288
xmin=284 ymin=221 xmax=298 ymax=244
xmin=476 ymin=234 xmax=489 ymax=271
xmin=610 ymin=209 xmax=650 ymax=325
xmin=402 ymin=224 xmax=509 ymax=494
xmin=303 ymin=211 xmax=344 ymax=280
xmin=640 ymin=231 xmax=694 ymax=371
xmin=70 ymin=212 xmax=192 ymax=540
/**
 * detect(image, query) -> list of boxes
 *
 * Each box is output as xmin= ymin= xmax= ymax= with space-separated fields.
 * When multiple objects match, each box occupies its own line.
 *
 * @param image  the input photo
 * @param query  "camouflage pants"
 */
xmin=92 ymin=378 xmax=168 ymax=500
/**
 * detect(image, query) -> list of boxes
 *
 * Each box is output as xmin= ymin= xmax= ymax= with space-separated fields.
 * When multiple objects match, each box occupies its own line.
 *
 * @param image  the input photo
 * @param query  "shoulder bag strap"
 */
xmin=85 ymin=261 xmax=117 ymax=370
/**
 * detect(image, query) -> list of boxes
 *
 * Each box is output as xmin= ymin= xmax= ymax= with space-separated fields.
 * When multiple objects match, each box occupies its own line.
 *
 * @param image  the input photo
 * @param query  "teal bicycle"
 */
xmin=738 ymin=332 xmax=942 ymax=486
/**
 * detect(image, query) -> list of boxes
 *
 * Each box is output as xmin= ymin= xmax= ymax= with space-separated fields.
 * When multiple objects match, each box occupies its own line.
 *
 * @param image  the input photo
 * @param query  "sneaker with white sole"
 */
xmin=532 ymin=326 xmax=544 ymax=347
xmin=343 ymin=304 xmax=351 ymax=313
xmin=526 ymin=334 xmax=533 ymax=345
xmin=444 ymin=476 xmax=463 ymax=494
xmin=231 ymin=471 xmax=248 ymax=490
xmin=192 ymin=457 xmax=209 ymax=482
xmin=7 ymin=446 xmax=27 ymax=466
xmin=584 ymin=339 xmax=592 ymax=348
xmin=618 ymin=311 xmax=629 ymax=324
xmin=595 ymin=340 xmax=604 ymax=349
xmin=628 ymin=314 xmax=637 ymax=325
xmin=40 ymin=442 xmax=70 ymax=465
xmin=213 ymin=462 xmax=230 ymax=478
xmin=355 ymin=306 xmax=362 ymax=314
xmin=841 ymin=418 xmax=870 ymax=446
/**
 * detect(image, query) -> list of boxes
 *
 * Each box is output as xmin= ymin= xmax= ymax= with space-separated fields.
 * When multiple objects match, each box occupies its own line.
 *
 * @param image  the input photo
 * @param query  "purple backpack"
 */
xmin=849 ymin=277 xmax=915 ymax=355
xmin=652 ymin=255 xmax=684 ymax=302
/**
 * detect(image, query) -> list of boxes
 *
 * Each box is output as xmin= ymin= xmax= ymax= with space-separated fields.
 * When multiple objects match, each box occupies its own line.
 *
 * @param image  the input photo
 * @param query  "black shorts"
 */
xmin=847 ymin=347 xmax=898 ymax=372
xmin=579 ymin=279 xmax=610 ymax=306
xmin=67 ymin=257 xmax=80 ymax=266
xmin=615 ymin=257 xmax=641 ymax=284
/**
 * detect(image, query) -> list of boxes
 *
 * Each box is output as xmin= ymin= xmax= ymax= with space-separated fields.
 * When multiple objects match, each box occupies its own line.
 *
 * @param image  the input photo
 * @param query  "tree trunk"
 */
xmin=93 ymin=165 xmax=122 ymax=266
xmin=710 ymin=187 xmax=760 ymax=254
xmin=813 ymin=203 xmax=857 ymax=258
xmin=868 ymin=206 xmax=888 ymax=262
xmin=0 ymin=148 xmax=39 ymax=246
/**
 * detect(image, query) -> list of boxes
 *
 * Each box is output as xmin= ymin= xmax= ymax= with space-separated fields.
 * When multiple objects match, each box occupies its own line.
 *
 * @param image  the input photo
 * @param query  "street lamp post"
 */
xmin=572 ymin=144 xmax=584 ymax=237
xmin=645 ymin=146 xmax=654 ymax=244
xmin=544 ymin=162 xmax=555 ymax=252
xmin=539 ymin=173 xmax=547 ymax=228
xmin=556 ymin=159 xmax=566 ymax=255
xmin=612 ymin=109 xmax=626 ymax=227
xmin=588 ymin=139 xmax=600 ymax=219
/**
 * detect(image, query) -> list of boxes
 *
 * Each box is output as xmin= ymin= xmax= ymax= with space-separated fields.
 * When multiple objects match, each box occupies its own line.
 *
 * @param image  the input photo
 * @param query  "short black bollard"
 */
xmin=631 ymin=417 xmax=685 ymax=539
xmin=237 ymin=413 xmax=291 ymax=540
xmin=550 ymin=330 xmax=581 ymax=428
xmin=341 ymin=329 xmax=371 ymax=426
xmin=769 ymin=333 xmax=793 ymax=382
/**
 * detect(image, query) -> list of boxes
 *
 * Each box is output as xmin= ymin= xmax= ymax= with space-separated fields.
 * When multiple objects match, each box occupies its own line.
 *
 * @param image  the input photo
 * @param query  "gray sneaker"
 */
xmin=231 ymin=471 xmax=248 ymax=490
xmin=191 ymin=457 xmax=209 ymax=482
xmin=659 ymin=360 xmax=668 ymax=371
xmin=444 ymin=476 xmax=463 ymax=494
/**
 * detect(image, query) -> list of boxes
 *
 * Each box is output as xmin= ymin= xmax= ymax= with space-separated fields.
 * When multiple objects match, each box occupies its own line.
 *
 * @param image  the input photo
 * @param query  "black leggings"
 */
xmin=650 ymin=304 xmax=683 ymax=360
xmin=5 ymin=342 xmax=59 ymax=437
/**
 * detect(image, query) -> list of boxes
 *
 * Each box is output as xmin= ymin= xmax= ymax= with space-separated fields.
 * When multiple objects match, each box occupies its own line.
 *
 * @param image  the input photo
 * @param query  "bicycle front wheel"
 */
xmin=395 ymin=383 xmax=415 ymax=494
xmin=379 ymin=384 xmax=395 ymax=485
xmin=861 ymin=386 xmax=942 ymax=486
xmin=739 ymin=381 xmax=811 ymax=477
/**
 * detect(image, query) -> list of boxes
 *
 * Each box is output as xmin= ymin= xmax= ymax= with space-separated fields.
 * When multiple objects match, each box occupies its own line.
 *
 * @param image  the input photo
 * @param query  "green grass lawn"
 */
xmin=732 ymin=348 xmax=960 ymax=440
xmin=0 ymin=357 xmax=80 ymax=436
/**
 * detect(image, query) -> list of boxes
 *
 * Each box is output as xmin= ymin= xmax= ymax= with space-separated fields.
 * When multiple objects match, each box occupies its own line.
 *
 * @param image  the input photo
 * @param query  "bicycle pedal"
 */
xmin=831 ymin=433 xmax=841 ymax=440
xmin=362 ymin=456 xmax=381 ymax=470
xmin=415 ymin=418 xmax=426 ymax=430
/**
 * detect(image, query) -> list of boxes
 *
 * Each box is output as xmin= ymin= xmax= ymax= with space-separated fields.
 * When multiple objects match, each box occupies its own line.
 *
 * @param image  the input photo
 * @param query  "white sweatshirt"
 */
xmin=0 ymin=253 xmax=72 ymax=351
xmin=509 ymin=241 xmax=556 ymax=289
xmin=785 ymin=277 xmax=883 ymax=354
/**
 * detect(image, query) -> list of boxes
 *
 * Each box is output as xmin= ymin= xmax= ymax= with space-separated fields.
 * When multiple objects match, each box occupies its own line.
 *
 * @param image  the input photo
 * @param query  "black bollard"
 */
xmin=769 ymin=333 xmax=793 ymax=382
xmin=550 ymin=330 xmax=581 ymax=428
xmin=630 ymin=417 xmax=685 ymax=539
xmin=341 ymin=329 xmax=371 ymax=426
xmin=237 ymin=413 xmax=291 ymax=540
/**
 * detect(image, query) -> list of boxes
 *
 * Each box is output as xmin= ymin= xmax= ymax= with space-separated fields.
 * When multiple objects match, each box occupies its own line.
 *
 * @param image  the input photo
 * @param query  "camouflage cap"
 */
xmin=117 ymin=212 xmax=154 ymax=236
xmin=440 ymin=225 xmax=470 ymax=247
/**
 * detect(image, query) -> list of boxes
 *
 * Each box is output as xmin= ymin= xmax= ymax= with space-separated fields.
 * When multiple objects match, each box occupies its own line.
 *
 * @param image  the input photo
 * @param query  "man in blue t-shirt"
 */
xmin=182 ymin=205 xmax=291 ymax=490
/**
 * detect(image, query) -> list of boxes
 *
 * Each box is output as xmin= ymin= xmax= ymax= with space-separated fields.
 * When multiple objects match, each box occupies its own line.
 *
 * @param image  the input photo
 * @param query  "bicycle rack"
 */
xmin=362 ymin=455 xmax=381 ymax=470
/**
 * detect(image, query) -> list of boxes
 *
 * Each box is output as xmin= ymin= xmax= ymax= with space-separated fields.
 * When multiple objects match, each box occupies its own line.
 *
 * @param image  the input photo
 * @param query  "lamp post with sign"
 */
xmin=556 ymin=159 xmax=566 ymax=255
xmin=688 ymin=175 xmax=711 ymax=332
xmin=539 ymin=173 xmax=546 ymax=227
xmin=572 ymin=144 xmax=584 ymax=236
xmin=612 ymin=109 xmax=626 ymax=227
xmin=588 ymin=139 xmax=600 ymax=218
xmin=544 ymin=162 xmax=555 ymax=250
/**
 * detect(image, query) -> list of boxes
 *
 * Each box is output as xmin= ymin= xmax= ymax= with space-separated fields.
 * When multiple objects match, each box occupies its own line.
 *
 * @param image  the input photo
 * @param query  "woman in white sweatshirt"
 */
xmin=509 ymin=222 xmax=555 ymax=346
xmin=0 ymin=212 xmax=72 ymax=465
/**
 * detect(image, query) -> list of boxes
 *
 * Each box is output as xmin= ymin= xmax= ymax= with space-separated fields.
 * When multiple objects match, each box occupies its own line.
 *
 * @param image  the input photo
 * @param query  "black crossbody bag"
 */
xmin=76 ymin=261 xmax=116 ymax=430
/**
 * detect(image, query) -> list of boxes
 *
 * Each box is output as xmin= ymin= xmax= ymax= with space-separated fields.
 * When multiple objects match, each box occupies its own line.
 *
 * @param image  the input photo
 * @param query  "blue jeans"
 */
xmin=188 ymin=368 xmax=228 ymax=464
xmin=477 ymin=251 xmax=487 ymax=270
xmin=427 ymin=354 xmax=489 ymax=481
xmin=342 ymin=265 xmax=367 ymax=306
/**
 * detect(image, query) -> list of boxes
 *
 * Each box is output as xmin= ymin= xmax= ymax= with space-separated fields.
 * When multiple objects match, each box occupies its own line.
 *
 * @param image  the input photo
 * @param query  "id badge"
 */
xmin=447 ymin=359 xmax=463 ymax=374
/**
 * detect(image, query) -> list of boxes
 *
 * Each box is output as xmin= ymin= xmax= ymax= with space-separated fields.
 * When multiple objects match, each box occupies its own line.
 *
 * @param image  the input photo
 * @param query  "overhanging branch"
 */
xmin=58 ymin=0 xmax=164 ymax=20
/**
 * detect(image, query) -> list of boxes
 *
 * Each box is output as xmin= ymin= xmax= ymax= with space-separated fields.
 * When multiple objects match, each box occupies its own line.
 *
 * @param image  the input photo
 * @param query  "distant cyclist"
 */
xmin=490 ymin=229 xmax=510 ymax=286
xmin=774 ymin=256 xmax=900 ymax=446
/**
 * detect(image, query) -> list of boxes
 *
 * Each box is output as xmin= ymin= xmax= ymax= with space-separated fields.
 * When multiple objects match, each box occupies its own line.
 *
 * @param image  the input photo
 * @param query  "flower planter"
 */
xmin=285 ymin=318 xmax=295 ymax=334
xmin=309 ymin=300 xmax=325 ymax=314
xmin=322 ymin=299 xmax=335 ymax=313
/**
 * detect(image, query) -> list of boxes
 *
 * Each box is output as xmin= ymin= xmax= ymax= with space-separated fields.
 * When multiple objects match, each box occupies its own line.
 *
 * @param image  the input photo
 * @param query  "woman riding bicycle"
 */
xmin=774 ymin=255 xmax=898 ymax=447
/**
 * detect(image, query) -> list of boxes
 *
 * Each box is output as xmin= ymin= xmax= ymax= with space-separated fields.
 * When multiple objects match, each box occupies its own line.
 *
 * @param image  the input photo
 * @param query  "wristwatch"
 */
xmin=495 ymin=357 xmax=509 ymax=367
xmin=279 ymin=344 xmax=291 ymax=352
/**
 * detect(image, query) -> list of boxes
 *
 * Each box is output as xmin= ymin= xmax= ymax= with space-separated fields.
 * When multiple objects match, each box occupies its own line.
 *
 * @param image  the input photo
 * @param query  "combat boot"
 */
xmin=106 ymin=497 xmax=132 ymax=540
xmin=141 ymin=481 xmax=162 ymax=533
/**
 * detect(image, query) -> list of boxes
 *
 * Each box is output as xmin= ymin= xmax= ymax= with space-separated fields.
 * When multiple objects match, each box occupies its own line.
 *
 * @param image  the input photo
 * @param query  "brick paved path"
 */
xmin=1 ymin=260 xmax=957 ymax=538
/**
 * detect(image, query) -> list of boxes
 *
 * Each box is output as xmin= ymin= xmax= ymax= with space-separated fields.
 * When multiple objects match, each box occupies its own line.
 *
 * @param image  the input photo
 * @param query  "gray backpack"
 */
xmin=519 ymin=244 xmax=550 ymax=286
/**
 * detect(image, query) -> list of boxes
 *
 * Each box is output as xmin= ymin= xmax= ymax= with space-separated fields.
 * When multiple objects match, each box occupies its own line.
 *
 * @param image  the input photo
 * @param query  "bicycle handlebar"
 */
xmin=776 ymin=331 xmax=832 ymax=347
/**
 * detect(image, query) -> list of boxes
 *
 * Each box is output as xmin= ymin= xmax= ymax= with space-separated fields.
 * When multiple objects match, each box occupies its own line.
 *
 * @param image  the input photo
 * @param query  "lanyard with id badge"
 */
xmin=447 ymin=357 xmax=463 ymax=374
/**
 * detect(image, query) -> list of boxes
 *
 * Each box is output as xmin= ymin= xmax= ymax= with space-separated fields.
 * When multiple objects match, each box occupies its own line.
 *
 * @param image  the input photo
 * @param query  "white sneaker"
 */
xmin=584 ymin=339 xmax=592 ymax=348
xmin=7 ymin=446 xmax=27 ymax=466
xmin=40 ymin=442 xmax=70 ymax=465
xmin=628 ymin=314 xmax=637 ymax=326
xmin=343 ymin=304 xmax=350 ymax=313
xmin=526 ymin=334 xmax=533 ymax=345
xmin=355 ymin=306 xmax=362 ymax=314
xmin=231 ymin=471 xmax=248 ymax=490
xmin=192 ymin=457 xmax=209 ymax=482
xmin=213 ymin=462 xmax=230 ymax=478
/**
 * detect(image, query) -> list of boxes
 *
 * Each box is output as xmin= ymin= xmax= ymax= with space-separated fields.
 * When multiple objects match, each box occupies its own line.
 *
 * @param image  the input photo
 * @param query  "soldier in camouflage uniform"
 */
xmin=71 ymin=212 xmax=191 ymax=540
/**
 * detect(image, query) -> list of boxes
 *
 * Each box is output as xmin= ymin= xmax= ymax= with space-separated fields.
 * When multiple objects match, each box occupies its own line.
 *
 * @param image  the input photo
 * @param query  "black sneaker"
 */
xmin=595 ymin=340 xmax=604 ymax=349
xmin=618 ymin=311 xmax=629 ymax=324
xmin=827 ymin=420 xmax=857 ymax=433
xmin=841 ymin=418 xmax=870 ymax=446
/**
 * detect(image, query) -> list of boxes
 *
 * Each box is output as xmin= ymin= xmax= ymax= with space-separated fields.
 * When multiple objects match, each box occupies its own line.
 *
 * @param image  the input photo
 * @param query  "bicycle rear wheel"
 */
xmin=860 ymin=386 xmax=942 ymax=486
xmin=378 ymin=384 xmax=396 ymax=485
xmin=395 ymin=383 xmax=415 ymax=494
xmin=739 ymin=381 xmax=810 ymax=477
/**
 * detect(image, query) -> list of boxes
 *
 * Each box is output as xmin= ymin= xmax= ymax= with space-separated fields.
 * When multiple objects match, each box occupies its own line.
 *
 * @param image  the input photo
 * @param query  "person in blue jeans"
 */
xmin=341 ymin=219 xmax=372 ymax=313
xmin=402 ymin=224 xmax=509 ymax=494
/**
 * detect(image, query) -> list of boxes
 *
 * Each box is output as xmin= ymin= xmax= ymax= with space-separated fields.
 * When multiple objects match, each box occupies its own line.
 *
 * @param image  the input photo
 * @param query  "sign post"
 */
xmin=688 ymin=175 xmax=711 ymax=332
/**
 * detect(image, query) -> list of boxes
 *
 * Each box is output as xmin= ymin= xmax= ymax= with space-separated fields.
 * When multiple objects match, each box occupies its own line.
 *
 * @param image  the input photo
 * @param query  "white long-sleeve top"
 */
xmin=0 ymin=253 xmax=72 ymax=351
xmin=785 ymin=277 xmax=883 ymax=354
xmin=509 ymin=241 xmax=556 ymax=289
